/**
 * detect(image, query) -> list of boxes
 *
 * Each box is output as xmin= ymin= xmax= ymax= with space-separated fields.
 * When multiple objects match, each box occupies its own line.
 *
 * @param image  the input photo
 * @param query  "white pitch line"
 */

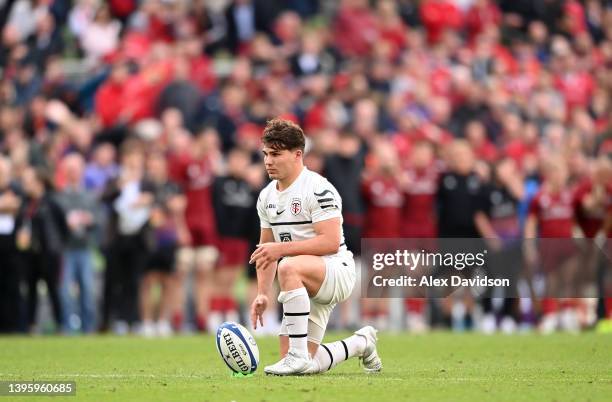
xmin=0 ymin=374 xmax=608 ymax=382
xmin=0 ymin=374 xmax=208 ymax=379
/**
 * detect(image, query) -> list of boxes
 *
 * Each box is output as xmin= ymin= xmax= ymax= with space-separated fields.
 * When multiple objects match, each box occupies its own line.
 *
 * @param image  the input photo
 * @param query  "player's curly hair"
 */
xmin=262 ymin=118 xmax=305 ymax=152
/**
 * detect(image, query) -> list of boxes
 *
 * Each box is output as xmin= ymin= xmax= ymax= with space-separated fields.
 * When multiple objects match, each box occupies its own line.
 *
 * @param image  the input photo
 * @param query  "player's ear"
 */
xmin=295 ymin=149 xmax=303 ymax=159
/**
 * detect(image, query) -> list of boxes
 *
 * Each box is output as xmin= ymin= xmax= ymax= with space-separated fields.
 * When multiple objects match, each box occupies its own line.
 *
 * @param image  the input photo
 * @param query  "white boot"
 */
xmin=354 ymin=326 xmax=382 ymax=373
xmin=264 ymin=348 xmax=312 ymax=376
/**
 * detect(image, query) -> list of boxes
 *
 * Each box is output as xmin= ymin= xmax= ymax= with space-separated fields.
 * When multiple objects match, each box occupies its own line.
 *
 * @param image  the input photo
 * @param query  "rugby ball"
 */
xmin=216 ymin=322 xmax=259 ymax=374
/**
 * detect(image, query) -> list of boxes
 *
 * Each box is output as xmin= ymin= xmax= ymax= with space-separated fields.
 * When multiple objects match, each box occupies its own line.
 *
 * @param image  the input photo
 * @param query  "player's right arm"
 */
xmin=250 ymin=189 xmax=276 ymax=329
xmin=250 ymin=227 xmax=276 ymax=329
xmin=255 ymin=228 xmax=276 ymax=294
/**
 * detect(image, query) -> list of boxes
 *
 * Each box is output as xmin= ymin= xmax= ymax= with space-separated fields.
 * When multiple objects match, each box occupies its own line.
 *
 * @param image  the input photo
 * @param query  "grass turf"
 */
xmin=0 ymin=332 xmax=610 ymax=402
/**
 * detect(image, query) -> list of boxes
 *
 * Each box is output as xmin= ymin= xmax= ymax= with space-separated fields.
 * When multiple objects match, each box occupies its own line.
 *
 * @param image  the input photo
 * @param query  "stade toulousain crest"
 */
xmin=290 ymin=198 xmax=302 ymax=215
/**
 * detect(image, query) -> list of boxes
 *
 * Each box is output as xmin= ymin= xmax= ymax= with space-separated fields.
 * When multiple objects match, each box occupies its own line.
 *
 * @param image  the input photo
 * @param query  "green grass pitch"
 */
xmin=0 ymin=332 xmax=610 ymax=401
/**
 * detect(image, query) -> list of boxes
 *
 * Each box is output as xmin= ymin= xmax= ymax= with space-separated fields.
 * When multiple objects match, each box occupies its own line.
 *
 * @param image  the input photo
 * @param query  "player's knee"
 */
xmin=277 ymin=258 xmax=299 ymax=282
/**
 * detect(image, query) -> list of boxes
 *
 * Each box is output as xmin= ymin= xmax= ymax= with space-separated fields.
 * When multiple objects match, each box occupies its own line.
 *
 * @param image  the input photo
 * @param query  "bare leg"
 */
xmin=159 ymin=274 xmax=174 ymax=322
xmin=194 ymin=265 xmax=214 ymax=329
xmin=216 ymin=267 xmax=241 ymax=303
xmin=171 ymin=249 xmax=193 ymax=331
xmin=140 ymin=272 xmax=161 ymax=323
xmin=194 ymin=246 xmax=220 ymax=331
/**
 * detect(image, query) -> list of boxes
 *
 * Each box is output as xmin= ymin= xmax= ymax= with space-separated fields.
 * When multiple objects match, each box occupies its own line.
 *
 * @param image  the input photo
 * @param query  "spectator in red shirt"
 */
xmin=574 ymin=157 xmax=612 ymax=239
xmin=122 ymin=56 xmax=174 ymax=123
xmin=553 ymin=51 xmax=595 ymax=111
xmin=465 ymin=120 xmax=499 ymax=163
xmin=524 ymin=156 xmax=580 ymax=333
xmin=95 ymin=62 xmax=130 ymax=128
xmin=183 ymin=37 xmax=217 ymax=94
xmin=361 ymin=139 xmax=403 ymax=330
xmin=573 ymin=157 xmax=612 ymax=321
xmin=400 ymin=141 xmax=439 ymax=240
xmin=375 ymin=0 xmax=408 ymax=61
xmin=169 ymin=128 xmax=221 ymax=332
xmin=504 ymin=121 xmax=539 ymax=170
xmin=420 ymin=0 xmax=463 ymax=44
xmin=400 ymin=141 xmax=439 ymax=333
xmin=562 ymin=0 xmax=587 ymax=36
xmin=465 ymin=0 xmax=502 ymax=42
xmin=361 ymin=140 xmax=403 ymax=239
xmin=525 ymin=156 xmax=575 ymax=239
xmin=333 ymin=0 xmax=378 ymax=58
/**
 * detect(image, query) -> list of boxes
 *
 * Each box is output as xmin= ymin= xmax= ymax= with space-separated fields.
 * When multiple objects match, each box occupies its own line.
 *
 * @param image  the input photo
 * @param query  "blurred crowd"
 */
xmin=0 ymin=0 xmax=611 ymax=336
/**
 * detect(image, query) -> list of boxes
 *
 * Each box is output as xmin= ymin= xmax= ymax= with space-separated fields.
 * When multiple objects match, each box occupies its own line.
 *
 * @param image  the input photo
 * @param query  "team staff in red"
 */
xmin=169 ymin=128 xmax=221 ymax=331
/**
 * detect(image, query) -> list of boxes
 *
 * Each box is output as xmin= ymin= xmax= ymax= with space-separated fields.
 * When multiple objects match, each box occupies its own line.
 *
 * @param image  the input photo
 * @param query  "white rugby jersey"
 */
xmin=256 ymin=167 xmax=350 ymax=258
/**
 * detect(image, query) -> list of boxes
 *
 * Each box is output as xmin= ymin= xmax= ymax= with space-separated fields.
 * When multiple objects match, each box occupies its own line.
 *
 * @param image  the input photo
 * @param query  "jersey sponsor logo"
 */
xmin=279 ymin=232 xmax=292 ymax=242
xmin=266 ymin=204 xmax=277 ymax=209
xmin=290 ymin=198 xmax=302 ymax=215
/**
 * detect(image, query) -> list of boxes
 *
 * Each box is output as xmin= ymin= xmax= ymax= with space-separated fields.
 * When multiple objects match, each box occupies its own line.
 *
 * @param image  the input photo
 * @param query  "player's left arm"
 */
xmin=249 ymin=217 xmax=342 ymax=265
xmin=285 ymin=217 xmax=342 ymax=256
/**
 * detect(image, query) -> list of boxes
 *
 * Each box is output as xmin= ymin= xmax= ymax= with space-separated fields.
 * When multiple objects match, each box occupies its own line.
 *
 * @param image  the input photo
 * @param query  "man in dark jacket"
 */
xmin=224 ymin=0 xmax=280 ymax=52
xmin=18 ymin=166 xmax=68 ymax=333
xmin=323 ymin=132 xmax=366 ymax=255
xmin=0 ymin=156 xmax=24 ymax=333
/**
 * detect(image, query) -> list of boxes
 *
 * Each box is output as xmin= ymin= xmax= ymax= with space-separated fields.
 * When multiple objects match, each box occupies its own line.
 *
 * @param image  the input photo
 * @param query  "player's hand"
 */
xmin=250 ymin=294 xmax=268 ymax=329
xmin=249 ymin=242 xmax=284 ymax=266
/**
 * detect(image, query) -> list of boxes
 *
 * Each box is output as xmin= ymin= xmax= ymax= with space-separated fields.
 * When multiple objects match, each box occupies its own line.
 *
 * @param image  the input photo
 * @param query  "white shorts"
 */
xmin=279 ymin=252 xmax=356 ymax=344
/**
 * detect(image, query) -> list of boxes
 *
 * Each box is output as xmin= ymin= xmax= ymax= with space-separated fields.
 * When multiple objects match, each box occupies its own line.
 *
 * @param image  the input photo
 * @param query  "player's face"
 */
xmin=262 ymin=146 xmax=301 ymax=180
